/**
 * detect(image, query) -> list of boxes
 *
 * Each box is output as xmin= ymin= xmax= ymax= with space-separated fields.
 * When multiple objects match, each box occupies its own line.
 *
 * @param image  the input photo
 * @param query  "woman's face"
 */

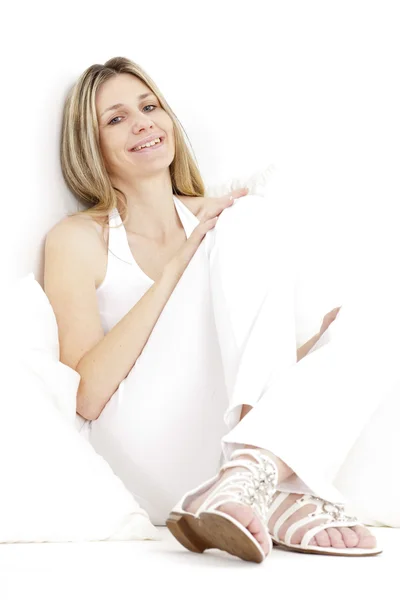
xmin=96 ymin=73 xmax=175 ymax=182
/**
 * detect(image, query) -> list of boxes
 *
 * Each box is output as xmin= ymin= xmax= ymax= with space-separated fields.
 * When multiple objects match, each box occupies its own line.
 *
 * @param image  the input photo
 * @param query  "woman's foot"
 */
xmin=186 ymin=451 xmax=377 ymax=553
xmin=185 ymin=455 xmax=275 ymax=555
xmin=268 ymin=493 xmax=377 ymax=549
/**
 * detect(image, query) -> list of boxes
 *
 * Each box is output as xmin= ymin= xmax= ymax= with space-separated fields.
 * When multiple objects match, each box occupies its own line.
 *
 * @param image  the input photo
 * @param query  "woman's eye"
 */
xmin=109 ymin=116 xmax=122 ymax=125
xmin=108 ymin=105 xmax=157 ymax=125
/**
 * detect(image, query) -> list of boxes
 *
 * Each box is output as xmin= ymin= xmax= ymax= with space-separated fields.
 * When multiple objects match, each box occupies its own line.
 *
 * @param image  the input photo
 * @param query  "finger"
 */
xmin=198 ymin=207 xmax=221 ymax=222
xmin=193 ymin=216 xmax=218 ymax=235
xmin=184 ymin=217 xmax=217 ymax=255
xmin=216 ymin=188 xmax=249 ymax=204
xmin=226 ymin=188 xmax=249 ymax=203
xmin=198 ymin=198 xmax=232 ymax=221
xmin=199 ymin=188 xmax=249 ymax=222
xmin=168 ymin=216 xmax=218 ymax=276
xmin=231 ymin=187 xmax=249 ymax=197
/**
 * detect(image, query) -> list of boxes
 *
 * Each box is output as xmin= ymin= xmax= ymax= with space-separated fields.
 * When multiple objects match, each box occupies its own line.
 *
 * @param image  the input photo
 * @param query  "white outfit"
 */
xmin=89 ymin=193 xmax=400 ymax=527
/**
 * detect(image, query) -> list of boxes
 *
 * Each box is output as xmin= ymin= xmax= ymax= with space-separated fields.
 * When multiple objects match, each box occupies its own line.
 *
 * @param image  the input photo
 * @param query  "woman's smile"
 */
xmin=129 ymin=136 xmax=166 ymax=155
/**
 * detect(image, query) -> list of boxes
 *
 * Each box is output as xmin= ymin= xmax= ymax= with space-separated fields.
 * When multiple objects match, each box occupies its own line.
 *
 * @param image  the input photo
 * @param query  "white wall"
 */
xmin=3 ymin=0 xmax=400 ymax=332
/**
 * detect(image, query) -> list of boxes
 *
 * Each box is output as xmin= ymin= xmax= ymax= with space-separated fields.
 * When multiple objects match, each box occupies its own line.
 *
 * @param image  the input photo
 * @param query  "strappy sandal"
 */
xmin=166 ymin=449 xmax=279 ymax=563
xmin=266 ymin=492 xmax=383 ymax=556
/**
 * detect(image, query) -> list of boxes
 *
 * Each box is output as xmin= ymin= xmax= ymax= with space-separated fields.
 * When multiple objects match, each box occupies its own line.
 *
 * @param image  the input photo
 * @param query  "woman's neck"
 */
xmin=118 ymin=180 xmax=181 ymax=242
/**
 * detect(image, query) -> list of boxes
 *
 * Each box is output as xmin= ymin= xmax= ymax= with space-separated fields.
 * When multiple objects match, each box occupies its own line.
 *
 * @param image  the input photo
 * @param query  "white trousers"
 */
xmin=90 ymin=195 xmax=400 ymax=527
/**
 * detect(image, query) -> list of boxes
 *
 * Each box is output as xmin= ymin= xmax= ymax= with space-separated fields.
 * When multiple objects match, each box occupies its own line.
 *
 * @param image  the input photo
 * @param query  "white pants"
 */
xmin=90 ymin=195 xmax=400 ymax=527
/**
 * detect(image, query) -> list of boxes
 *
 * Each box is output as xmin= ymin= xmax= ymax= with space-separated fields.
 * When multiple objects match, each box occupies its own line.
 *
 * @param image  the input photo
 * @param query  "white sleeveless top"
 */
xmin=96 ymin=195 xmax=200 ymax=334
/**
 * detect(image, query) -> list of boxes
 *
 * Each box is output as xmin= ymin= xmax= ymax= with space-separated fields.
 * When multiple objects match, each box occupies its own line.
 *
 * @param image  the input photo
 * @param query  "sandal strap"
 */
xmin=271 ymin=495 xmax=316 ymax=540
xmin=285 ymin=513 xmax=335 ymax=545
xmin=265 ymin=491 xmax=290 ymax=531
xmin=300 ymin=517 xmax=360 ymax=548
xmin=197 ymin=450 xmax=278 ymax=525
xmin=269 ymin=492 xmax=362 ymax=547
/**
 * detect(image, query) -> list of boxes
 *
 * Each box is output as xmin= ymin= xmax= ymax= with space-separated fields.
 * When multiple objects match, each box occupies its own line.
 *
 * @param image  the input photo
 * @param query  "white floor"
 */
xmin=0 ymin=526 xmax=398 ymax=600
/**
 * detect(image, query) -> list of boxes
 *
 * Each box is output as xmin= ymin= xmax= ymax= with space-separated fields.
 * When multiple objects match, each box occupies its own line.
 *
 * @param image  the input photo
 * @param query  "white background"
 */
xmin=1 ymin=4 xmax=399 ymax=596
xmin=2 ymin=0 xmax=400 ymax=325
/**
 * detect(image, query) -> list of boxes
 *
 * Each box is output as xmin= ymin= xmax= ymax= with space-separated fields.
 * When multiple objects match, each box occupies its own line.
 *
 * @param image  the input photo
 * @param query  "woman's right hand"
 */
xmin=165 ymin=190 xmax=245 ymax=278
xmin=319 ymin=306 xmax=342 ymax=337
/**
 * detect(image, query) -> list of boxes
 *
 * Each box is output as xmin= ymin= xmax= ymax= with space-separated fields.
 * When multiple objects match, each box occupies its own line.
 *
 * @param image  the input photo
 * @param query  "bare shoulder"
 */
xmin=45 ymin=212 xmax=108 ymax=287
xmin=46 ymin=212 xmax=107 ymax=253
xmin=44 ymin=212 xmax=108 ymax=374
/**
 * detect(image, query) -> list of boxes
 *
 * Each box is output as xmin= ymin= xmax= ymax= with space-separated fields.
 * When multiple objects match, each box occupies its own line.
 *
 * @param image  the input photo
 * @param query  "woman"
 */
xmin=44 ymin=56 xmax=389 ymax=563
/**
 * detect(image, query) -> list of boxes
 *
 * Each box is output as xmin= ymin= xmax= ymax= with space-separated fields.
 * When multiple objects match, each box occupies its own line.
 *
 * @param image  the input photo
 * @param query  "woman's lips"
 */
xmin=130 ymin=137 xmax=165 ymax=154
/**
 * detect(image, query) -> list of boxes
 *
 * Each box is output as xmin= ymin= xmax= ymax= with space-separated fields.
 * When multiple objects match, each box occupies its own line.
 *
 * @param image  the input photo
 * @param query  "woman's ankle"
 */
xmin=242 ymin=444 xmax=294 ymax=484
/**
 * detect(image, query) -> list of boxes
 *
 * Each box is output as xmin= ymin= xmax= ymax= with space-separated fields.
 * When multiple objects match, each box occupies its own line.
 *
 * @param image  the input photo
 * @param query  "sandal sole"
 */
xmin=272 ymin=540 xmax=383 ymax=557
xmin=166 ymin=511 xmax=265 ymax=563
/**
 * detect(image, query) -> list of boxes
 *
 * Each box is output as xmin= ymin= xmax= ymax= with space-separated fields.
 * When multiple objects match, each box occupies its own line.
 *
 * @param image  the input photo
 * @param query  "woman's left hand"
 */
xmin=319 ymin=306 xmax=342 ymax=337
xmin=179 ymin=187 xmax=249 ymax=219
xmin=199 ymin=187 xmax=249 ymax=218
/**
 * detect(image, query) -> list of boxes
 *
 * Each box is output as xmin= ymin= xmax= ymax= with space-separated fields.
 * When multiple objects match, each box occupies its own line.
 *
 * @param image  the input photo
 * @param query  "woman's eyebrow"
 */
xmin=100 ymin=93 xmax=155 ymax=119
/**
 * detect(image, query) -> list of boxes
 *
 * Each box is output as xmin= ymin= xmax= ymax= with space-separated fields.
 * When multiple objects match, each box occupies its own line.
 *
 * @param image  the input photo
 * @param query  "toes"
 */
xmin=219 ymin=502 xmax=269 ymax=553
xmin=327 ymin=527 xmax=346 ymax=548
xmin=339 ymin=527 xmax=359 ymax=548
xmin=352 ymin=525 xmax=377 ymax=549
xmin=253 ymin=531 xmax=270 ymax=554
xmin=264 ymin=492 xmax=378 ymax=553
xmin=315 ymin=530 xmax=331 ymax=547
xmin=247 ymin=514 xmax=263 ymax=536
xmin=248 ymin=516 xmax=270 ymax=554
xmin=220 ymin=502 xmax=254 ymax=528
xmin=357 ymin=536 xmax=377 ymax=549
xmin=288 ymin=516 xmax=325 ymax=546
xmin=308 ymin=536 xmax=317 ymax=546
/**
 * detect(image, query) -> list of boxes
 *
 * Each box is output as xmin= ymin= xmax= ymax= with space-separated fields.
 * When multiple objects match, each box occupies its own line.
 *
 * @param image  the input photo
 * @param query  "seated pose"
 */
xmin=45 ymin=56 xmax=398 ymax=563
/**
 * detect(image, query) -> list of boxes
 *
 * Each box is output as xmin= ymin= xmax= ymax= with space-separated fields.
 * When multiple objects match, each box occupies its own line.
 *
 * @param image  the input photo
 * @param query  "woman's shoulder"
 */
xmin=45 ymin=211 xmax=109 ymax=289
xmin=46 ymin=211 xmax=108 ymax=257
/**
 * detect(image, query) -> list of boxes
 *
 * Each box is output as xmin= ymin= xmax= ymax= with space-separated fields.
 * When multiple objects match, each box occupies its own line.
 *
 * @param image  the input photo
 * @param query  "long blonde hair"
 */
xmin=60 ymin=56 xmax=205 ymax=222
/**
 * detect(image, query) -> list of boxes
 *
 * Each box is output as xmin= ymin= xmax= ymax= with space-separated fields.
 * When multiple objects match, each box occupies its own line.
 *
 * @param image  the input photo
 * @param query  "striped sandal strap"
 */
xmin=299 ymin=516 xmax=361 ymax=548
xmin=197 ymin=450 xmax=278 ymax=525
xmin=268 ymin=493 xmax=360 ymax=548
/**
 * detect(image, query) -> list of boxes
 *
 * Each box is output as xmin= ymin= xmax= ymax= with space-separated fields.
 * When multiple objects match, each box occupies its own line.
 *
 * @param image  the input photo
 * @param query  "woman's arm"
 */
xmin=45 ymin=211 xmax=220 ymax=421
xmin=296 ymin=333 xmax=321 ymax=362
xmin=45 ymin=219 xmax=185 ymax=421
xmin=296 ymin=306 xmax=341 ymax=362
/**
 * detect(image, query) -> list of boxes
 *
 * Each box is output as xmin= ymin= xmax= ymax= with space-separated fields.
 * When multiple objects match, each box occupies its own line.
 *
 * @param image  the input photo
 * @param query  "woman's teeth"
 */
xmin=133 ymin=138 xmax=162 ymax=151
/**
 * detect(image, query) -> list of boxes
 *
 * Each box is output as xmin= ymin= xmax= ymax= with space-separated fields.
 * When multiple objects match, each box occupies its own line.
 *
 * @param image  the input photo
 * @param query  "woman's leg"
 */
xmin=314 ymin=307 xmax=400 ymax=528
xmin=285 ymin=299 xmax=400 ymax=531
xmin=89 ymin=192 xmax=298 ymax=533
xmin=334 ymin=378 xmax=400 ymax=527
xmin=220 ymin=255 xmax=400 ymax=502
xmin=196 ymin=191 xmax=397 ymax=548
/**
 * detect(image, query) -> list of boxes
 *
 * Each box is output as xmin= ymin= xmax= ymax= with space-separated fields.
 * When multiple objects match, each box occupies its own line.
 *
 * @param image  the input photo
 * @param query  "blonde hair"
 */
xmin=60 ymin=56 xmax=205 ymax=222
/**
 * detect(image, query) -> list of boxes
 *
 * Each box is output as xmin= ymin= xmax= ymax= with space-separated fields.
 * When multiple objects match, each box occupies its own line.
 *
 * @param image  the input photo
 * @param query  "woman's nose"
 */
xmin=132 ymin=116 xmax=155 ymax=135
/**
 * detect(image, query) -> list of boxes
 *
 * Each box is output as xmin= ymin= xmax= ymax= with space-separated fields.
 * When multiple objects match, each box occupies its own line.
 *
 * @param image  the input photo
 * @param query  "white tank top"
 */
xmin=95 ymin=195 xmax=200 ymax=334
